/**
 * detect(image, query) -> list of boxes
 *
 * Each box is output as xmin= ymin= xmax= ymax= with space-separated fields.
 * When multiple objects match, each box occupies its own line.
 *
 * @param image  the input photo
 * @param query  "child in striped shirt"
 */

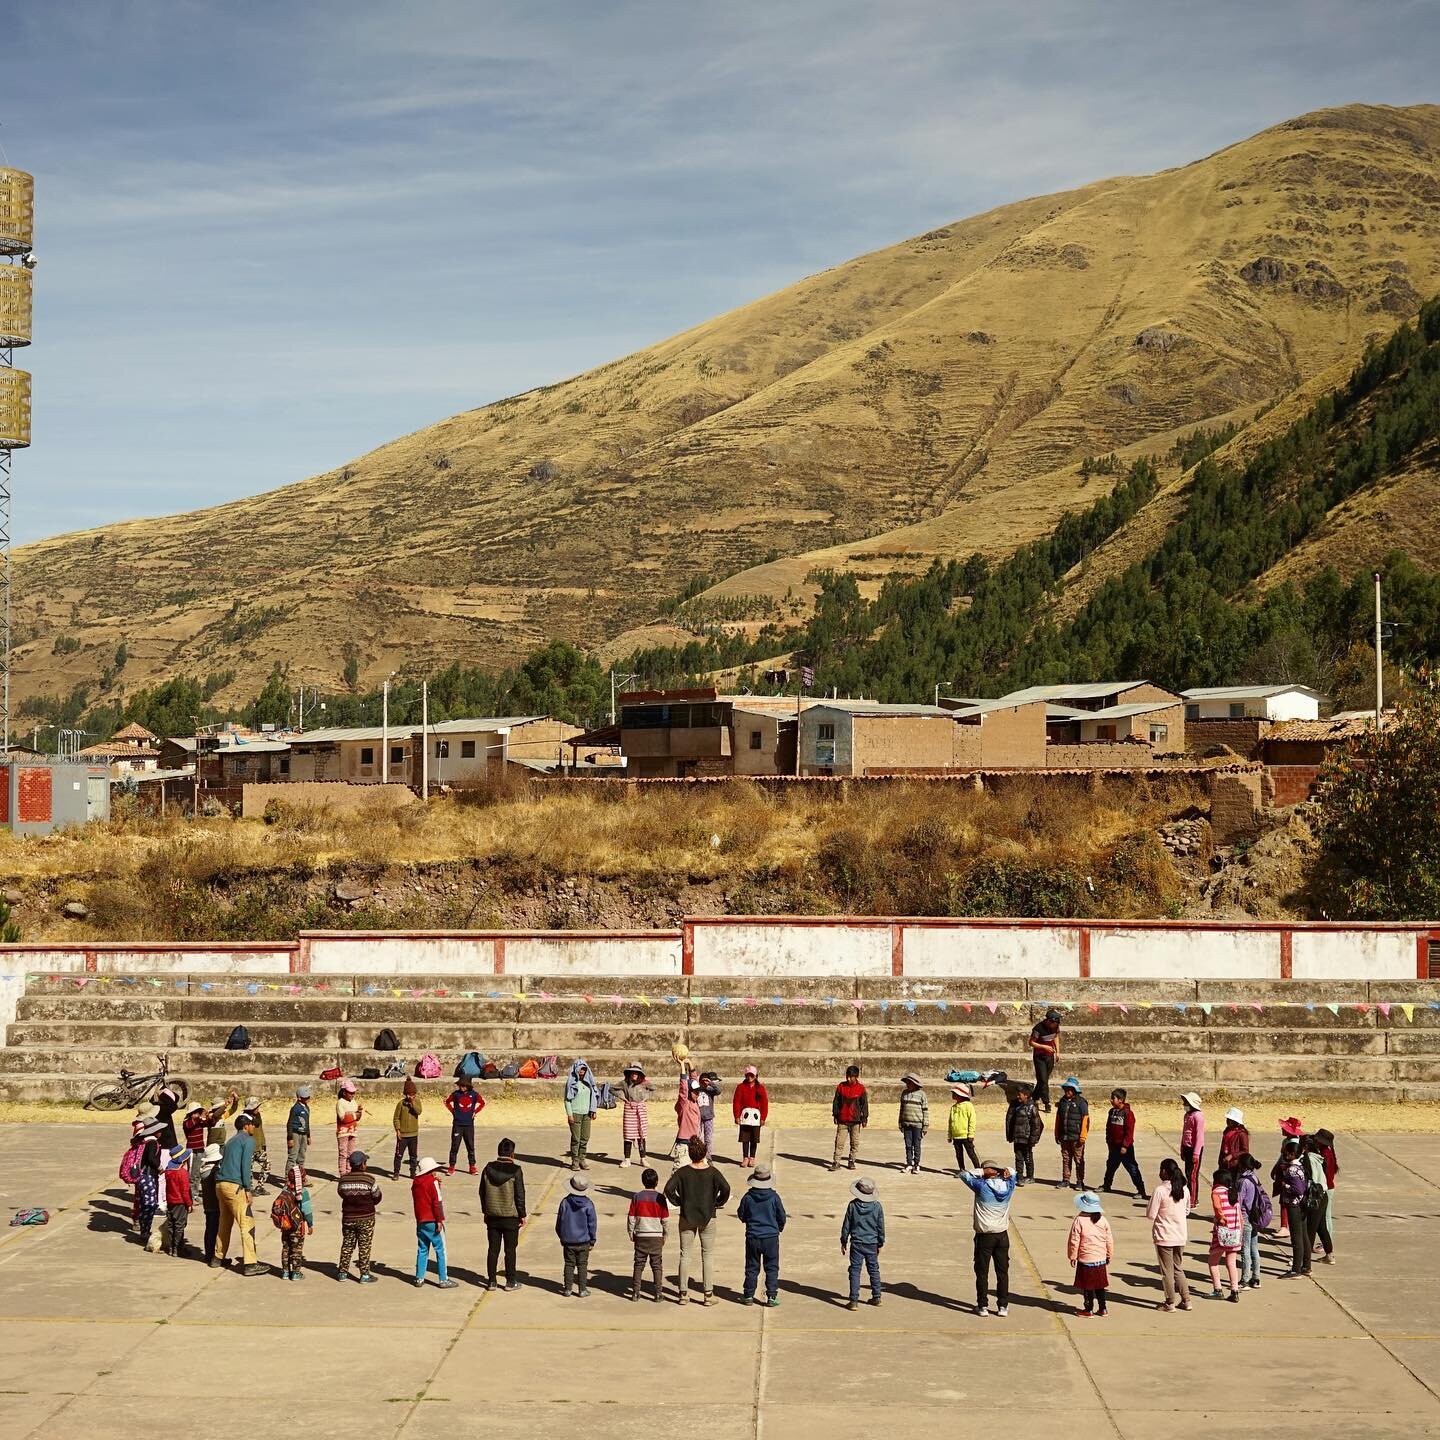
xmin=626 ymin=1167 xmax=670 ymax=1302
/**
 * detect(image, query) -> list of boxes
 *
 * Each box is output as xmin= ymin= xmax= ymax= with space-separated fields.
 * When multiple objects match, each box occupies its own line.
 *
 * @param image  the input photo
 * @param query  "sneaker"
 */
xmin=826 ymin=1163 xmax=838 ymax=1173
xmin=1249 ymin=1277 xmax=1261 ymax=1289
xmin=336 ymin=1272 xmax=350 ymax=1282
xmin=446 ymin=1165 xmax=456 ymax=1175
xmin=469 ymin=1165 xmax=478 ymax=1175
xmin=578 ymin=1288 xmax=591 ymax=1298
xmin=845 ymin=1299 xmax=859 ymax=1311
xmin=279 ymin=1270 xmax=291 ymax=1280
xmin=291 ymin=1271 xmax=304 ymax=1281
xmin=767 ymin=1296 xmax=780 ymax=1307
xmin=562 ymin=1287 xmax=573 ymax=1298
xmin=620 ymin=1157 xmax=631 ymax=1169
xmin=868 ymin=1295 xmax=882 ymax=1307
xmin=1074 ymin=1308 xmax=1091 ymax=1317
xmin=678 ymin=1292 xmax=690 ymax=1306
xmin=1210 ymin=1288 xmax=1224 ymax=1299
xmin=208 ymin=1258 xmax=223 ymax=1269
xmin=1160 ymin=1301 xmax=1174 ymax=1312
xmin=741 ymin=1295 xmax=754 ymax=1305
xmin=358 ymin=1274 xmax=377 ymax=1284
xmin=847 ymin=1160 xmax=856 ymax=1171
xmin=505 ymin=1280 xmax=523 ymax=1292
xmin=414 ymin=1277 xmax=426 ymax=1288
xmin=976 ymin=1305 xmax=990 ymax=1317
xmin=436 ymin=1278 xmax=457 ymax=1290
xmin=995 ymin=1305 xmax=1009 ymax=1318
xmin=1321 ymin=1254 xmax=1334 ymax=1265
xmin=1228 ymin=1290 xmax=1241 ymax=1303
xmin=1096 ymin=1309 xmax=1109 ymax=1318
xmin=703 ymin=1294 xmax=718 ymax=1307
xmin=242 ymin=1263 xmax=270 ymax=1277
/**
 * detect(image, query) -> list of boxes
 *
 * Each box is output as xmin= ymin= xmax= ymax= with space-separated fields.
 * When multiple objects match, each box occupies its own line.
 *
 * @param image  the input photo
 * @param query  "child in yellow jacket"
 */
xmin=948 ymin=1085 xmax=979 ymax=1172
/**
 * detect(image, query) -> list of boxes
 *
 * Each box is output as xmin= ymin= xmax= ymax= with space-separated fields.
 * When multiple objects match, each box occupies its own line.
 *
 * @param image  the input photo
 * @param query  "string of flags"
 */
xmin=20 ymin=972 xmax=1440 ymax=1023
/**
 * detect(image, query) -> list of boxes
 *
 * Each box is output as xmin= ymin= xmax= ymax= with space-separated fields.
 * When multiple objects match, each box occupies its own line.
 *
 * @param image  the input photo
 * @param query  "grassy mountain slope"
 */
xmin=14 ymin=103 xmax=1440 ymax=710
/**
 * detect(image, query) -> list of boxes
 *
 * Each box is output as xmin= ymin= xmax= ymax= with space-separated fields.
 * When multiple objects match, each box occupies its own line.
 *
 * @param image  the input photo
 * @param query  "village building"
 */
xmin=412 ymin=715 xmax=586 ymax=785
xmin=984 ymin=682 xmax=1186 ymax=762
xmin=1181 ymin=683 xmax=1327 ymax=758
xmin=76 ymin=722 xmax=163 ymax=776
xmin=284 ymin=726 xmax=412 ymax=785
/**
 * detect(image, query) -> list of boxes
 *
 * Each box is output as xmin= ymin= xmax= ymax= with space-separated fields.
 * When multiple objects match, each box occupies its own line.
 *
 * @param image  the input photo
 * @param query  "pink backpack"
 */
xmin=119 ymin=1142 xmax=144 ymax=1184
xmin=416 ymin=1053 xmax=442 ymax=1080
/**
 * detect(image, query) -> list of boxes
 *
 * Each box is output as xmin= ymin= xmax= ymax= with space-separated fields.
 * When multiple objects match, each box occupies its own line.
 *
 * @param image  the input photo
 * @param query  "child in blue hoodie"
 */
xmin=556 ymin=1173 xmax=598 ymax=1296
xmin=840 ymin=1175 xmax=885 ymax=1310
xmin=736 ymin=1164 xmax=787 ymax=1306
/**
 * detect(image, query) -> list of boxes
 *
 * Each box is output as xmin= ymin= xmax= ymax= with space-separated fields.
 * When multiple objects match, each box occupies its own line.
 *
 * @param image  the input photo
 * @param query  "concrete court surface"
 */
xmin=2 ymin=1120 xmax=1439 ymax=1440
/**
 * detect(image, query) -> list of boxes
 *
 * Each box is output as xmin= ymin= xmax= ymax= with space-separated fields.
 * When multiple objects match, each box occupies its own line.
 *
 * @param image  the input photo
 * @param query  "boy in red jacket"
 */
xmin=162 ymin=1144 xmax=195 ymax=1257
xmin=1101 ymin=1088 xmax=1148 ymax=1200
xmin=412 ymin=1156 xmax=458 ymax=1288
xmin=828 ymin=1065 xmax=869 ymax=1172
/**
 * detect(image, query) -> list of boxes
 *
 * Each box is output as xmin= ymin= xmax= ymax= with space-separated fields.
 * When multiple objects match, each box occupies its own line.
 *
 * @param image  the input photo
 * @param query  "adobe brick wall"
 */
xmin=1207 ymin=771 xmax=1263 ymax=843
xmin=977 ymin=702 xmax=1048 ymax=766
xmin=240 ymin=782 xmax=417 ymax=818
xmin=1186 ymin=717 xmax=1269 ymax=757
xmin=1046 ymin=741 xmax=1167 ymax=769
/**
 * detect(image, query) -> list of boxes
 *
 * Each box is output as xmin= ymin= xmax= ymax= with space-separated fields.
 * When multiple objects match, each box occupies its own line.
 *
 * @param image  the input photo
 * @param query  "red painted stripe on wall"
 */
xmin=1280 ymin=931 xmax=1293 ymax=980
xmin=494 ymin=938 xmax=506 ymax=976
xmin=890 ymin=925 xmax=904 ymax=977
xmin=681 ymin=923 xmax=695 ymax=977
xmin=1078 ymin=929 xmax=1091 ymax=978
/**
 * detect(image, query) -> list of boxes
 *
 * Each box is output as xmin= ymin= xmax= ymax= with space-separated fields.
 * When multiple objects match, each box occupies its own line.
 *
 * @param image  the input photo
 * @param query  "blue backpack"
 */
xmin=455 ymin=1051 xmax=485 ymax=1079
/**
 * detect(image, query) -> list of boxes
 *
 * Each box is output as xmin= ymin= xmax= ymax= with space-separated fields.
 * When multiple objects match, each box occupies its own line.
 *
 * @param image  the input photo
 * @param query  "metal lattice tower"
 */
xmin=0 ymin=165 xmax=35 ymax=756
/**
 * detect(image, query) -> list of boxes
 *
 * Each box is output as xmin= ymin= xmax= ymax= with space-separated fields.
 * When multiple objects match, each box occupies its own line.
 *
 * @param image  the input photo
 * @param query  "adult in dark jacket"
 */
xmin=1028 ymin=1009 xmax=1062 ymax=1112
xmin=665 ymin=1135 xmax=732 ymax=1305
xmin=736 ymin=1164 xmax=787 ymax=1305
xmin=479 ymin=1137 xmax=528 ymax=1290
xmin=1053 ymin=1078 xmax=1090 ymax=1190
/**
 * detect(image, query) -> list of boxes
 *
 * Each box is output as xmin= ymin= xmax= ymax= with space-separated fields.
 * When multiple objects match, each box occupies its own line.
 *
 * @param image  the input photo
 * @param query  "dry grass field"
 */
xmin=11 ymin=103 xmax=1440 ymax=708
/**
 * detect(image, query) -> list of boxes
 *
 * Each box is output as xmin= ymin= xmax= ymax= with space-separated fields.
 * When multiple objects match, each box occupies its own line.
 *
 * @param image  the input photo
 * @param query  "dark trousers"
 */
xmin=744 ymin=1234 xmax=780 ymax=1299
xmin=165 ymin=1203 xmax=190 ymax=1255
xmin=562 ymin=1242 xmax=591 ymax=1291
xmin=902 ymin=1126 xmax=924 ymax=1168
xmin=738 ymin=1125 xmax=760 ymax=1160
xmin=847 ymin=1244 xmax=881 ymax=1301
xmin=631 ymin=1236 xmax=664 ymax=1297
xmin=1103 ymin=1144 xmax=1146 ymax=1195
xmin=1013 ymin=1143 xmax=1035 ymax=1181
xmin=1181 ymin=1144 xmax=1203 ymax=1203
xmin=1313 ymin=1196 xmax=1333 ymax=1256
xmin=974 ymin=1230 xmax=1010 ymax=1308
xmin=1033 ymin=1051 xmax=1054 ymax=1108
xmin=394 ymin=1135 xmax=418 ymax=1177
xmin=449 ymin=1125 xmax=476 ymax=1168
xmin=203 ymin=1201 xmax=220 ymax=1262
xmin=1083 ymin=1287 xmax=1109 ymax=1314
xmin=486 ymin=1217 xmax=520 ymax=1285
xmin=1287 ymin=1202 xmax=1312 ymax=1273
xmin=952 ymin=1138 xmax=980 ymax=1170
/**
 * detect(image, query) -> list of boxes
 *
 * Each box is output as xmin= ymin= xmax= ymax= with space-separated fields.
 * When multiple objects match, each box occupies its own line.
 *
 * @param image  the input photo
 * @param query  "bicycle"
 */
xmin=84 ymin=1054 xmax=188 ymax=1112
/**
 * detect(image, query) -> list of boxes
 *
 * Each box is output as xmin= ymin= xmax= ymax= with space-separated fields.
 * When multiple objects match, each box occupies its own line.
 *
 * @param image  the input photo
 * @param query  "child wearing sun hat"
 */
xmin=840 ymin=1175 xmax=885 ymax=1310
xmin=1067 ymin=1191 xmax=1114 ymax=1316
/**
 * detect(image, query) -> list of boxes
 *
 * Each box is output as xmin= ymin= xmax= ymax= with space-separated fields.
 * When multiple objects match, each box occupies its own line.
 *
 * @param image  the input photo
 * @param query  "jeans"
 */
xmin=1313 ymin=1196 xmax=1334 ymax=1256
xmin=678 ymin=1219 xmax=715 ymax=1295
xmin=1156 ymin=1244 xmax=1190 ymax=1304
xmin=416 ymin=1221 xmax=448 ymax=1283
xmin=164 ymin=1203 xmax=190 ymax=1255
xmin=632 ymin=1237 xmax=664 ymax=1297
xmin=1240 ymin=1219 xmax=1261 ymax=1283
xmin=973 ymin=1230 xmax=1009 ymax=1308
xmin=203 ymin=1198 xmax=220 ymax=1262
xmin=1103 ymin=1144 xmax=1146 ymax=1194
xmin=902 ymin=1126 xmax=924 ymax=1168
xmin=743 ymin=1234 xmax=780 ymax=1299
xmin=486 ymin=1218 xmax=520 ymax=1285
xmin=1013 ymin=1143 xmax=1034 ymax=1181
xmin=563 ymin=1242 xmax=592 ymax=1291
xmin=449 ymin=1125 xmax=476 ymax=1169
xmin=568 ymin=1114 xmax=593 ymax=1166
xmin=215 ymin=1180 xmax=256 ymax=1265
xmin=1286 ymin=1201 xmax=1311 ymax=1273
xmin=1033 ymin=1051 xmax=1054 ymax=1108
xmin=847 ymin=1243 xmax=882 ymax=1302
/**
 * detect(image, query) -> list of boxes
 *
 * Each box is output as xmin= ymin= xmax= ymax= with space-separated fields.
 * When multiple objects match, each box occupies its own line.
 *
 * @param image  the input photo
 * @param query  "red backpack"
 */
xmin=270 ymin=1191 xmax=300 ymax=1232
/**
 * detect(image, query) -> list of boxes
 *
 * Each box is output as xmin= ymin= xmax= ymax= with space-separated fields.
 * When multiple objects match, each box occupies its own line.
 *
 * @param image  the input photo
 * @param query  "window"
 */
xmin=748 ymin=730 xmax=762 ymax=750
xmin=435 ymin=740 xmax=449 ymax=759
xmin=461 ymin=740 xmax=476 ymax=758
xmin=1095 ymin=724 xmax=1116 ymax=741
xmin=359 ymin=746 xmax=375 ymax=766
xmin=1185 ymin=704 xmax=1199 ymax=721
xmin=818 ymin=723 xmax=835 ymax=741
xmin=279 ymin=756 xmax=290 ymax=776
xmin=1228 ymin=702 xmax=1246 ymax=718
xmin=1149 ymin=723 xmax=1168 ymax=746
xmin=390 ymin=745 xmax=404 ymax=766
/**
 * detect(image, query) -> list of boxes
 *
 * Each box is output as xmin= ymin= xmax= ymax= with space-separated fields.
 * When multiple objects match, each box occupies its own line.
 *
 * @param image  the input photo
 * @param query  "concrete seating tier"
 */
xmin=4 ymin=972 xmax=1438 ymax=1104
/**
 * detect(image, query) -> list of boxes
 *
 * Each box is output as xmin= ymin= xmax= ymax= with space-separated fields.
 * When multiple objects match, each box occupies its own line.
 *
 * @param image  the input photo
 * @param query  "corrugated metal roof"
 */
xmin=1000 ymin=682 xmax=1148 ymax=703
xmin=1182 ymin=684 xmax=1324 ymax=701
xmin=807 ymin=702 xmax=954 ymax=718
xmin=949 ymin=697 xmax=1045 ymax=719
xmin=289 ymin=726 xmax=395 ymax=744
xmin=1084 ymin=701 xmax=1180 ymax=720
xmin=420 ymin=715 xmax=544 ymax=735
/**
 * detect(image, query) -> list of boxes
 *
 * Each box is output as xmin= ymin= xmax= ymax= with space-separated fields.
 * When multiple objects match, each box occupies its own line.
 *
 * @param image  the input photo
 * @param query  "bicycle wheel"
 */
xmin=85 ymin=1083 xmax=131 ymax=1112
xmin=167 ymin=1076 xmax=190 ymax=1105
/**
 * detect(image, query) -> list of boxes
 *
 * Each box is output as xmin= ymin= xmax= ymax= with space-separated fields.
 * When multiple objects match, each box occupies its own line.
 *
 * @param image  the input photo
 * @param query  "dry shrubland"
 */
xmin=0 ymin=776 xmax=1201 ymax=940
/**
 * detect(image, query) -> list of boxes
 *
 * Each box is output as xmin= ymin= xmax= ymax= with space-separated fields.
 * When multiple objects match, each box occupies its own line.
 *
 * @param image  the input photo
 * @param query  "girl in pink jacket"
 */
xmin=1067 ymin=1192 xmax=1115 ymax=1317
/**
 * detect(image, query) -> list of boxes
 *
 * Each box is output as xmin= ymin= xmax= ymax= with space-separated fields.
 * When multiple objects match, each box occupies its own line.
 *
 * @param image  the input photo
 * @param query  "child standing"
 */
xmin=840 ymin=1175 xmax=885 ymax=1310
xmin=199 ymin=1141 xmax=224 ymax=1264
xmin=1180 ymin=1093 xmax=1205 ymax=1208
xmin=697 ymin=1071 xmax=722 ymax=1157
xmin=393 ymin=1078 xmax=423 ymax=1179
xmin=564 ymin=1059 xmax=599 ymax=1171
xmin=626 ymin=1166 xmax=670 ymax=1302
xmin=1067 ymin=1192 xmax=1114 ymax=1316
xmin=336 ymin=1080 xmax=363 ymax=1180
xmin=1054 ymin=1078 xmax=1089 ymax=1190
xmin=829 ymin=1065 xmax=869 ymax=1172
xmin=898 ymin=1072 xmax=929 ymax=1174
xmin=556 ymin=1174 xmax=599 ymax=1297
xmin=1005 ymin=1083 xmax=1042 ymax=1184
xmin=673 ymin=1066 xmax=701 ymax=1163
xmin=1147 ymin=1157 xmax=1191 ymax=1311
xmin=1207 ymin=1167 xmax=1243 ymax=1302
xmin=412 ymin=1156 xmax=458 ymax=1289
xmin=736 ymin=1164 xmax=786 ymax=1306
xmin=619 ymin=1063 xmax=654 ymax=1168
xmin=949 ymin=1084 xmax=979 ymax=1173
xmin=181 ymin=1102 xmax=209 ymax=1183
xmin=336 ymin=1150 xmax=381 ymax=1284
xmin=163 ymin=1144 xmax=194 ymax=1257
xmin=274 ymin=1163 xmax=314 ymax=1280
xmin=445 ymin=1075 xmax=485 ymax=1175
xmin=733 ymin=1065 xmax=769 ymax=1168
xmin=1101 ymin=1089 xmax=1147 ymax=1199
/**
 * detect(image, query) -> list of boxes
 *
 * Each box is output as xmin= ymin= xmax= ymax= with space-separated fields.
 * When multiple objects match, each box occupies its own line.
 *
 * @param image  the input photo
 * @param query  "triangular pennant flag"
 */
xmin=1117 ymin=1004 xmax=1129 ymax=1015
xmin=1086 ymin=1002 xmax=1100 ymax=1014
xmin=1010 ymin=1000 xmax=1025 ymax=1013
xmin=1357 ymin=1003 xmax=1372 ymax=1015
xmin=1175 ymin=1003 xmax=1187 ymax=1013
xmin=936 ymin=1000 xmax=948 ymax=1013
xmin=985 ymin=1001 xmax=999 ymax=1014
xmin=1325 ymin=1003 xmax=1340 ymax=1016
xmin=1401 ymin=1003 xmax=1415 ymax=1023
xmin=1378 ymin=1002 xmax=1391 ymax=1018
xmin=905 ymin=999 xmax=917 ymax=1013
xmin=1140 ymin=1001 xmax=1152 ymax=1010
xmin=582 ymin=994 xmax=594 ymax=1004
xmin=743 ymin=996 xmax=757 ymax=1008
xmin=1306 ymin=1002 xmax=1315 ymax=1012
xmin=792 ymin=996 xmax=808 ymax=1006
xmin=717 ymin=996 xmax=729 ymax=1009
xmin=880 ymin=999 xmax=890 ymax=1013
xmin=637 ymin=994 xmax=650 ymax=1007
xmin=1199 ymin=1003 xmax=1212 ymax=1015
xmin=1062 ymin=1001 xmax=1075 ymax=1012
xmin=824 ymin=997 xmax=835 ymax=1007
xmin=1251 ymin=1002 xmax=1264 ymax=1012
xmin=851 ymin=999 xmax=864 ymax=1011
xmin=665 ymin=995 xmax=678 ymax=1005
xmin=962 ymin=1002 xmax=972 ymax=1013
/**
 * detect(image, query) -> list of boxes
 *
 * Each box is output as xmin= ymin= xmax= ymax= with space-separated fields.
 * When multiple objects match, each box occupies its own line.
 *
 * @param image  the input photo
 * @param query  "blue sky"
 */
xmin=5 ymin=0 xmax=1435 ymax=542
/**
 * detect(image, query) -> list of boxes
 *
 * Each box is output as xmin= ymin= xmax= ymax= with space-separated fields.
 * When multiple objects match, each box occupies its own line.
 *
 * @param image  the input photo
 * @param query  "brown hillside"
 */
xmin=15 ymin=103 xmax=1440 ymax=707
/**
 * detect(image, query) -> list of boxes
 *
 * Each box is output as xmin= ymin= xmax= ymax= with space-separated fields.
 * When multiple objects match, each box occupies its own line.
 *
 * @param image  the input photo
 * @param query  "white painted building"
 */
xmin=1182 ymin=685 xmax=1324 ymax=722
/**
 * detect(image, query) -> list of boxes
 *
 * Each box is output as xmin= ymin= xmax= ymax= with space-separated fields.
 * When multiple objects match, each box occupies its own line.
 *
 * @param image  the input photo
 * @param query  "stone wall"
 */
xmin=1186 ymin=717 xmax=1269 ymax=757
xmin=240 ymin=781 xmax=417 ymax=819
xmin=1045 ymin=741 xmax=1165 ymax=768
xmin=1207 ymin=770 xmax=1264 ymax=843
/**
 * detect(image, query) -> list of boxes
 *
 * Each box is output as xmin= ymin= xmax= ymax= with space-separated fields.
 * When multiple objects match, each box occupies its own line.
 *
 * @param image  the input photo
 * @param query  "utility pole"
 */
xmin=381 ymin=673 xmax=394 ymax=782
xmin=1373 ymin=570 xmax=1383 ymax=732
xmin=421 ymin=680 xmax=429 ymax=799
xmin=609 ymin=669 xmax=640 ymax=726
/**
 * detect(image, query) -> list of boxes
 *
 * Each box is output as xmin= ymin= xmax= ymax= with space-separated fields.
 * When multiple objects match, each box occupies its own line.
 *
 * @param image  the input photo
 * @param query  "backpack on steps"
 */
xmin=374 ymin=1028 xmax=399 ymax=1052
xmin=415 ymin=1053 xmax=442 ymax=1080
xmin=481 ymin=1060 xmax=500 ymax=1080
xmin=224 ymin=1025 xmax=251 ymax=1052
xmin=517 ymin=1058 xmax=539 ymax=1080
xmin=455 ymin=1051 xmax=485 ymax=1080
xmin=537 ymin=1055 xmax=559 ymax=1079
xmin=499 ymin=1060 xmax=520 ymax=1079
